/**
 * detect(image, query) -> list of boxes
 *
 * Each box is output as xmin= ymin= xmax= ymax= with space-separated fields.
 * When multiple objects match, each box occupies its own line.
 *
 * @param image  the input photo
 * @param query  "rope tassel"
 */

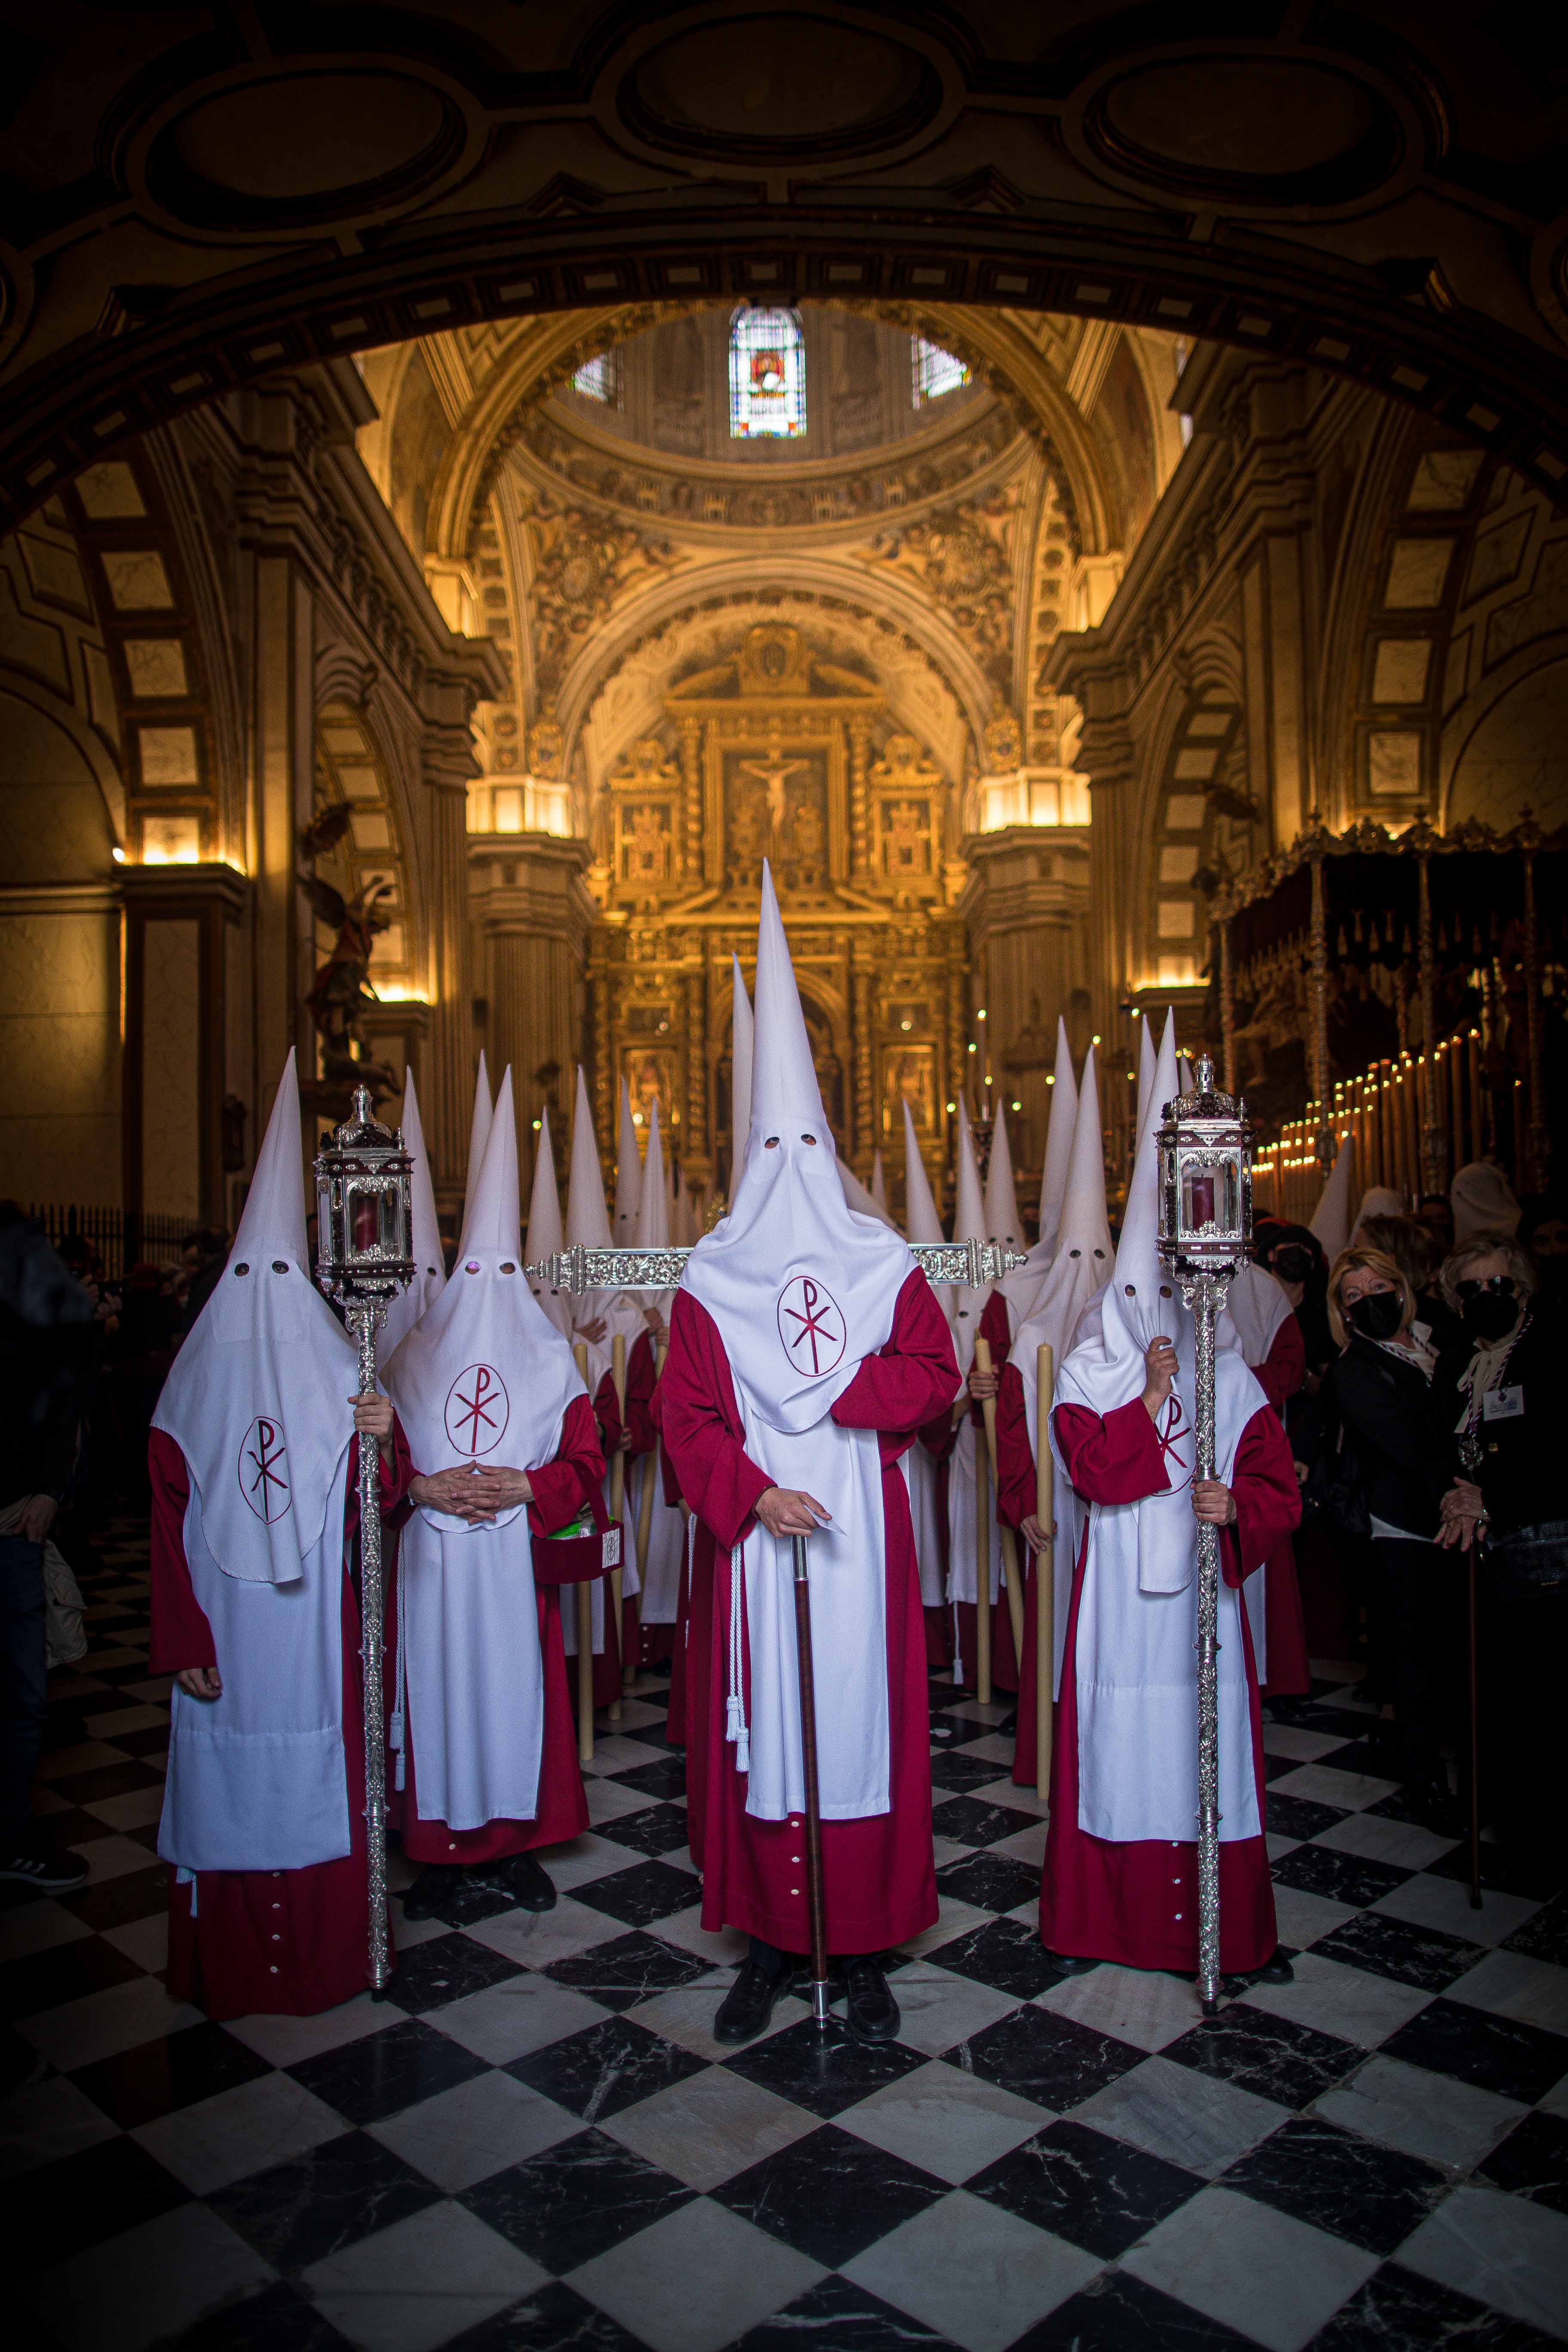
xmin=726 ymin=1541 xmax=750 ymax=1774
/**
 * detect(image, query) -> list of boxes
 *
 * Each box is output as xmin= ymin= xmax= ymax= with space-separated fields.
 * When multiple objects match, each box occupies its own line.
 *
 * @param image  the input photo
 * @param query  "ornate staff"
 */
xmin=1155 ymin=1056 xmax=1253 ymax=2015
xmin=974 ymin=1335 xmax=1026 ymax=1676
xmin=791 ymin=1533 xmax=832 ymax=2029
xmin=608 ymin=1332 xmax=626 ymax=1724
xmin=1034 ymin=1342 xmax=1054 ymax=1805
xmin=525 ymin=1239 xmax=1026 ymax=1295
xmin=313 ymin=1084 xmax=415 ymax=1997
xmin=570 ymin=1341 xmax=596 ymax=1764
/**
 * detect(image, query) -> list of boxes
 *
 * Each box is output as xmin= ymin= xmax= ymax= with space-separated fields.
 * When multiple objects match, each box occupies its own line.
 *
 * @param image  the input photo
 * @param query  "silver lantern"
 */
xmin=313 ymin=1084 xmax=414 ymax=1994
xmin=1155 ymin=1054 xmax=1253 ymax=2014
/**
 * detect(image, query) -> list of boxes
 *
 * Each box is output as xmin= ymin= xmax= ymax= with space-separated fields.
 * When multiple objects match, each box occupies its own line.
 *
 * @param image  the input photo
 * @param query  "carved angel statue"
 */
xmin=297 ymin=807 xmax=400 ymax=1104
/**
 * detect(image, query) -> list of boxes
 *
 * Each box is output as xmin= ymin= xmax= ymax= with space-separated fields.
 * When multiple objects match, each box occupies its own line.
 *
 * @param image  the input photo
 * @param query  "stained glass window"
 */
xmin=729 ymin=305 xmax=806 ymax=439
xmin=911 ymin=335 xmax=969 ymax=407
xmin=571 ymin=351 xmax=621 ymax=405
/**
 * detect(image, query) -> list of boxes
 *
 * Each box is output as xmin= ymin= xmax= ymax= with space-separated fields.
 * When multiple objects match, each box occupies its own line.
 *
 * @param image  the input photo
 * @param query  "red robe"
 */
xmin=1251 ymin=1316 xmax=1312 ymax=1697
xmin=149 ymin=1426 xmax=411 ymax=2021
xmin=570 ymin=1364 xmax=628 ymax=1706
xmin=920 ymin=1289 xmax=1020 ymax=1689
xmin=388 ymin=1392 xmax=602 ymax=1867
xmin=995 ymin=1359 xmax=1046 ymax=1786
xmin=626 ymin=1328 xmax=675 ymax=1669
xmin=662 ymin=1268 xmax=959 ymax=1953
xmin=1041 ymin=1396 xmax=1298 ymax=1974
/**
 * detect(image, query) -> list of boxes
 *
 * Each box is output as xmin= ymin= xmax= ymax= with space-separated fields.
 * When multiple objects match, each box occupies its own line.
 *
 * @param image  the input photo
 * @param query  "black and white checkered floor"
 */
xmin=5 ymin=1516 xmax=1567 ymax=2352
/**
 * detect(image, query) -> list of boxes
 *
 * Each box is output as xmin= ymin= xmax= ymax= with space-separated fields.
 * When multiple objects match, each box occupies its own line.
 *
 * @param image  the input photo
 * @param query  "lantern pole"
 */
xmin=349 ymin=1293 xmax=392 ymax=1992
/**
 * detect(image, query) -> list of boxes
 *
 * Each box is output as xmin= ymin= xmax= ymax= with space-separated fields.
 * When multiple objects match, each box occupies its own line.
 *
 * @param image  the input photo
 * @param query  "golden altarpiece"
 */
xmin=587 ymin=625 xmax=967 ymax=1199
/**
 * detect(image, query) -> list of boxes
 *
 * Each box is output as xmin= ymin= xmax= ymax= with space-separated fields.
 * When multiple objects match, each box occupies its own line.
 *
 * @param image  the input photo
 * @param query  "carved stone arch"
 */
xmin=1136 ymin=660 xmax=1246 ymax=998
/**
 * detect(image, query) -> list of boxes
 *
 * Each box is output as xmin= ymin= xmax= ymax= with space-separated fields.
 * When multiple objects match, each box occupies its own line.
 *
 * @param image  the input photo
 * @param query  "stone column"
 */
xmin=470 ymin=833 xmax=593 ymax=1213
xmin=419 ymin=680 xmax=483 ymax=1197
xmin=959 ymin=827 xmax=1092 ymax=1189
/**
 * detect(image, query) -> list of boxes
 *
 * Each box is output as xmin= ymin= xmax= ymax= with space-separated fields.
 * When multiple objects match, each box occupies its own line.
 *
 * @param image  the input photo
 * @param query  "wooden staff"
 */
xmin=1467 ymin=1532 xmax=1482 ymax=1911
xmin=571 ymin=1341 xmax=594 ymax=1764
xmin=628 ymin=1336 xmax=668 ymax=1692
xmin=974 ymin=1338 xmax=1025 ymax=1672
xmin=791 ymin=1533 xmax=832 ymax=2026
xmin=607 ymin=1333 xmax=626 ymax=1723
xmin=1035 ymin=1342 xmax=1055 ymax=1804
xmin=974 ymin=1407 xmax=992 ymax=1705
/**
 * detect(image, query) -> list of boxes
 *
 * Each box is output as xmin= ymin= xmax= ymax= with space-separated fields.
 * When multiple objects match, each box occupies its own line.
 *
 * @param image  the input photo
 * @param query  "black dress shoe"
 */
xmin=401 ymin=1863 xmax=464 ymax=1922
xmin=1403 ymin=1776 xmax=1462 ymax=1838
xmin=714 ymin=1957 xmax=785 ymax=2045
xmin=1045 ymin=1951 xmax=1100 ymax=1975
xmin=843 ymin=1957 xmax=901 ymax=2041
xmin=1253 ymin=1947 xmax=1295 ymax=1985
xmin=505 ymin=1852 xmax=557 ymax=1912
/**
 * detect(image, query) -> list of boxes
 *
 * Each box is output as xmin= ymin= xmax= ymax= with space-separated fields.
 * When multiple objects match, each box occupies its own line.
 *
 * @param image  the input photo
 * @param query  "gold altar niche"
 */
xmin=587 ymin=623 xmax=965 ymax=1211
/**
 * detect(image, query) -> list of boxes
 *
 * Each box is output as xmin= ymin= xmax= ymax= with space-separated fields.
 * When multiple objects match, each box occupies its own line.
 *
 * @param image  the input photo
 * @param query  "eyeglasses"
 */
xmin=1455 ymin=1274 xmax=1516 ymax=1299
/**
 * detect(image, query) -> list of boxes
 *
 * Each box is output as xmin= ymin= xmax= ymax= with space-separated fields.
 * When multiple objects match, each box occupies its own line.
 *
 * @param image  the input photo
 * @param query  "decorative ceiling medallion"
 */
xmin=593 ymin=2 xmax=961 ymax=178
xmin=1065 ymin=43 xmax=1424 ymax=219
xmin=123 ymin=59 xmax=484 ymax=241
xmin=0 ymin=238 xmax=33 ymax=370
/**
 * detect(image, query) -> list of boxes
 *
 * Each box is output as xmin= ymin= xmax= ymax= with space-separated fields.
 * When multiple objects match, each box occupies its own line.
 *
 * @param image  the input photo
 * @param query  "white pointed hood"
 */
xmin=461 ymin=1052 xmax=493 ymax=1253
xmin=949 ymin=1096 xmax=990 ymax=1372
xmin=1227 ymin=1260 xmax=1293 ymax=1367
xmin=636 ymin=1102 xmax=671 ymax=1248
xmin=380 ymin=1069 xmax=447 ymax=1357
xmin=387 ymin=1069 xmax=584 ymax=1529
xmin=731 ymin=954 xmax=753 ymax=1191
xmin=1451 ymin=1160 xmax=1521 ymax=1244
xmin=614 ymin=1078 xmax=642 ymax=1246
xmin=870 ymin=1150 xmax=889 ymax=1218
xmin=1056 ymin=1021 xmax=1261 ymax=1595
xmin=841 ymin=1155 xmax=895 ymax=1227
xmin=153 ymin=1050 xmax=357 ymax=1584
xmin=1134 ymin=1016 xmax=1158 ymax=1150
xmin=902 ymin=1100 xmax=944 ymax=1246
xmin=525 ymin=1105 xmax=567 ymax=1332
xmin=684 ymin=862 xmax=913 ymax=1433
xmin=1011 ymin=1046 xmax=1114 ymax=1446
xmin=567 ymin=1065 xmax=642 ymax=1372
xmin=1354 ymin=1184 xmax=1406 ymax=1234
xmin=1037 ymin=1018 xmax=1078 ymax=1261
xmin=1309 ymin=1133 xmax=1355 ymax=1261
xmin=984 ymin=1095 xmax=1023 ymax=1250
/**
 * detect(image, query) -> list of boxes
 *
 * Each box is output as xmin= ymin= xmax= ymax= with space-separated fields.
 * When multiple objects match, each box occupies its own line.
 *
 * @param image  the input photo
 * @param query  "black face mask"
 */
xmin=1271 ymin=1245 xmax=1314 ymax=1285
xmin=1462 ymin=1292 xmax=1519 ymax=1343
xmin=1348 ymin=1292 xmax=1404 ymax=1343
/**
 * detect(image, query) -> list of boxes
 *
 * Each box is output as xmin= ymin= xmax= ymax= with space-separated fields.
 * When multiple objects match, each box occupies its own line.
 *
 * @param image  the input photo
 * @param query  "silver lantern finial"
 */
xmin=312 ymin=1084 xmax=414 ymax=1995
xmin=1155 ymin=1051 xmax=1254 ymax=2016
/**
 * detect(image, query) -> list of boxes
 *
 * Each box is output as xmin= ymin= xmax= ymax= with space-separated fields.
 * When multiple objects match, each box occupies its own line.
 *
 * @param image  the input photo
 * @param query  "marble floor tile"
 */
xmin=1448 ymin=1949 xmax=1568 ymax=2038
xmin=921 ymin=1914 xmax=1065 ymax=2002
xmin=21 ymin=2200 xmax=274 ymax=2352
xmin=285 ymin=2016 xmax=490 ymax=2128
xmin=894 ymin=1899 xmax=993 ymax=1961
xmin=969 ymin=2115 xmax=1201 ymax=2260
xmin=585 ymin=1804 xmax=693 ymax=1862
xmin=1270 ymin=1843 xmax=1413 ymax=1911
xmin=1311 ymin=2053 xmax=1528 ymax=2171
xmin=933 ymin=1852 xmax=1041 ymax=1916
xmin=975 ymin=1776 xmax=1050 ymax=1819
xmin=1121 ymin=2182 xmax=1378 ymax=2352
xmin=1072 ymin=2052 xmax=1289 ymax=2180
xmin=845 ymin=2187 xmax=1099 ymax=2352
xmin=841 ymin=2059 xmax=1045 ymax=2186
xmin=941 ymin=1697 xmax=1016 ymax=1725
xmin=508 ymin=2011 xmax=708 ymax=2124
xmin=1310 ymin=1909 xmax=1485 ymax=1994
xmin=159 ymin=2276 xmax=363 ymax=2352
xmin=0 ymin=1896 xmax=93 ymax=1961
xmin=17 ymin=1971 xmax=203 ymax=2070
xmin=930 ymin=1749 xmax=1014 ymax=1795
xmin=34 ymin=1740 xmax=134 ymax=1778
xmin=428 ymin=1973 xmax=609 ymax=2067
xmin=570 ymin=2192 xmax=824 ymax=2352
xmin=441 ymin=2278 xmax=651 ymax=2352
xmin=572 ymin=1856 xmax=703 ymax=1929
xmin=728 ymin=2270 xmax=960 ymax=2349
xmin=584 ymin=1777 xmax=659 ymax=1826
xmin=302 ymin=2197 xmax=548 ymax=2352
xmin=876 ymin=1963 xmax=1020 ymax=2060
xmin=988 ymin=1820 xmax=1048 ymax=1871
xmin=1235 ymin=1951 xmax=1435 ymax=2049
xmin=379 ymin=1931 xmax=527 ymax=2020
xmin=208 ymin=2129 xmax=439 ymax=2271
xmin=1396 ymin=2180 xmax=1568 ymax=2339
xmin=622 ymin=1981 xmax=794 ymax=2065
xmin=55 ymin=1861 xmax=168 ymax=1934
xmin=1379 ymin=1996 xmax=1568 ymax=2106
xmin=1312 ymin=1810 xmax=1458 ymax=1873
xmin=370 ymin=2068 xmax=581 ymax=2192
xmin=579 ymin=1734 xmax=671 ymax=1776
xmin=1035 ymin=1962 xmax=1208 ymax=2055
xmin=460 ymin=2126 xmax=692 ymax=2275
xmin=1266 ymin=1792 xmax=1351 ymax=1844
xmin=1504 ymin=1897 xmax=1568 ymax=1969
xmin=1267 ymin=1764 xmax=1402 ymax=1815
xmin=1163 ymin=2006 xmax=1361 ymax=2111
xmin=1269 ymin=1885 xmax=1361 ymax=1953
xmin=603 ymin=2061 xmax=815 ymax=2190
xmin=80 ymin=1783 xmax=166 ymax=1831
xmin=723 ymin=2011 xmax=928 ymax=2120
xmin=644 ymin=1900 xmax=749 ymax=1968
xmin=77 ymin=1831 xmax=182 ymax=1885
xmin=713 ymin=2120 xmax=948 ymax=2270
xmin=930 ymin=1796 xmax=1043 ymax=1848
xmin=132 ymin=2068 xmax=347 ymax=2194
xmin=1372 ymin=1872 xmax=1544 ymax=1949
xmin=1219 ymin=2112 xmax=1446 ymax=2257
xmin=542 ymin=1926 xmax=714 ymax=2013
xmin=1307 ymin=2261 xmax=1562 ymax=2352
xmin=957 ymin=2002 xmax=1144 ymax=2115
xmin=463 ymin=1895 xmax=625 ymax=1971
xmin=224 ymin=1993 xmax=398 ymax=2069
xmin=0 ymin=1929 xmax=144 ymax=2019
xmin=0 ymin=2072 xmax=122 ymax=2180
xmin=1011 ymin=2268 xmax=1263 ymax=2349
xmin=1262 ymin=1725 xmax=1356 ymax=1763
xmin=955 ymin=1732 xmax=1018 ymax=1768
xmin=606 ymin=1756 xmax=688 ymax=1802
xmin=1476 ymin=2110 xmax=1568 ymax=2217
xmin=101 ymin=1910 xmax=169 ymax=1973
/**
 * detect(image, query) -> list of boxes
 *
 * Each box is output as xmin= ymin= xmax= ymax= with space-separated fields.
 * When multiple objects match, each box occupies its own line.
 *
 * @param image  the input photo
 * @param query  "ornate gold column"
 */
xmin=851 ymin=932 xmax=876 ymax=1167
xmin=848 ymin=715 xmax=873 ymax=881
xmin=676 ymin=717 xmax=704 ymax=885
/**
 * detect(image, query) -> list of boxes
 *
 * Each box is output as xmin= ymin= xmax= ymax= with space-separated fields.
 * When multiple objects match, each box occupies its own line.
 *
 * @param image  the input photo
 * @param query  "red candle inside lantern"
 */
xmin=352 ymin=1193 xmax=379 ymax=1252
xmin=1188 ymin=1172 xmax=1216 ymax=1229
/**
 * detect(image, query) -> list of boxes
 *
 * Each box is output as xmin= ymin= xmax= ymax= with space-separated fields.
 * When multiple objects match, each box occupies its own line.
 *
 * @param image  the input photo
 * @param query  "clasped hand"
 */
xmin=755 ymin=1485 xmax=832 ymax=1538
xmin=410 ymin=1463 xmax=534 ymax=1522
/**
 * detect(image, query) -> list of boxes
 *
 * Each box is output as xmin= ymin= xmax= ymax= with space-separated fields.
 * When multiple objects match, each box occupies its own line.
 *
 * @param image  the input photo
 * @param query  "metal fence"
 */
xmin=26 ymin=1204 xmax=194 ymax=1282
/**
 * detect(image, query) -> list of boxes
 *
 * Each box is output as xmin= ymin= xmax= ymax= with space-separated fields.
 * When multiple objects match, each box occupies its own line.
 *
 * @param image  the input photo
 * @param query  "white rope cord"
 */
xmin=725 ymin=1539 xmax=750 ymax=1773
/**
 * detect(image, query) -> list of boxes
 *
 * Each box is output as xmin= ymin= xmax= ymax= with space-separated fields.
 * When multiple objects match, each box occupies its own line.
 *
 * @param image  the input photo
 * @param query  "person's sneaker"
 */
xmin=0 ymin=1837 xmax=88 ymax=1892
xmin=714 ymin=1956 xmax=785 ymax=2044
xmin=843 ymin=1957 xmax=900 ymax=2042
xmin=401 ymin=1862 xmax=466 ymax=1922
xmin=505 ymin=1851 xmax=557 ymax=1913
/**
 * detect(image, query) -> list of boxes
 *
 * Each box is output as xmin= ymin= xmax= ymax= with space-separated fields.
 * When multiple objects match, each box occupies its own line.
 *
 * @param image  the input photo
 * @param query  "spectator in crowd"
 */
xmin=0 ymin=1202 xmax=93 ymax=1891
xmin=1430 ymin=1233 xmax=1566 ymax=1878
xmin=1416 ymin=1191 xmax=1456 ymax=1257
xmin=1358 ymin=1213 xmax=1462 ymax=1351
xmin=1324 ymin=1244 xmax=1461 ymax=1832
xmin=1518 ymin=1195 xmax=1568 ymax=1302
xmin=177 ymin=1228 xmax=229 ymax=1334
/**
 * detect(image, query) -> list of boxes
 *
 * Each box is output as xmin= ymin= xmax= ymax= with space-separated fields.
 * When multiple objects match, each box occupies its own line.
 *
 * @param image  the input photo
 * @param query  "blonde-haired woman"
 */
xmin=1325 ymin=1246 xmax=1461 ymax=1834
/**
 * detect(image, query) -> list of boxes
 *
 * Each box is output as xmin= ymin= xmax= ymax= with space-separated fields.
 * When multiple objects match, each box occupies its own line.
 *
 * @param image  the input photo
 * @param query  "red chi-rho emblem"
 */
xmin=776 ymin=1275 xmax=847 ymax=1376
xmin=239 ymin=1416 xmax=291 ymax=1521
xmin=444 ymin=1363 xmax=510 ymax=1456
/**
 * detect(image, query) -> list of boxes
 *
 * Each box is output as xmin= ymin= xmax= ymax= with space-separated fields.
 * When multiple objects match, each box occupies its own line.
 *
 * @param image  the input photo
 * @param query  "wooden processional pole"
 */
xmin=571 ymin=1341 xmax=595 ymax=1764
xmin=1035 ymin=1343 xmax=1055 ymax=1806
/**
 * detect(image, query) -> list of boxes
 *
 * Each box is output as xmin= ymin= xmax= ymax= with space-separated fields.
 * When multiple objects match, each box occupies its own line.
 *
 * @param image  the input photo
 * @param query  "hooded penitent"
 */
xmin=949 ymin=1096 xmax=990 ymax=1376
xmin=629 ymin=1101 xmax=686 ymax=1629
xmin=1354 ymin=1185 xmax=1406 ymax=1233
xmin=566 ymin=1065 xmax=644 ymax=1383
xmin=525 ymin=1105 xmax=567 ymax=1333
xmin=154 ymin=1051 xmax=360 ymax=1873
xmin=463 ymin=1054 xmax=493 ymax=1243
xmin=900 ymin=1099 xmax=956 ymax=1611
xmin=614 ymin=1078 xmax=642 ymax=1247
xmin=683 ymin=862 xmax=913 ymax=1820
xmin=1451 ymin=1159 xmax=1522 ymax=1243
xmin=943 ymin=1094 xmax=1000 ymax=1645
xmin=1037 ymin=1019 xmax=1078 ymax=1263
xmin=1309 ymin=1132 xmax=1355 ymax=1263
xmin=1134 ymin=1014 xmax=1158 ymax=1148
xmin=1054 ymin=1018 xmax=1267 ymax=1844
xmin=870 ymin=1150 xmax=889 ymax=1218
xmin=1007 ymin=1046 xmax=1113 ymax=1697
xmin=379 ymin=1069 xmax=447 ymax=1358
xmin=730 ymin=953 xmax=753 ymax=1193
xmin=1224 ymin=1256 xmax=1295 ymax=1682
xmin=384 ymin=1069 xmax=586 ymax=1830
xmin=841 ymin=1155 xmax=895 ymax=1227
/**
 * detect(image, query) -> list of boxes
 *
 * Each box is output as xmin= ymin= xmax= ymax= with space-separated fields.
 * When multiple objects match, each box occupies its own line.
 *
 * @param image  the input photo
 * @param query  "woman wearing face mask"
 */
xmin=1429 ymin=1235 xmax=1566 ymax=1877
xmin=1324 ymin=1247 xmax=1461 ymax=1832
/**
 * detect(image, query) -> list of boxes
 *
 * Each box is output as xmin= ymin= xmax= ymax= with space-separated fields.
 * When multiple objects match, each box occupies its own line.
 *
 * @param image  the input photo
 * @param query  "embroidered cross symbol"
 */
xmin=776 ymin=1274 xmax=847 ymax=1377
xmin=444 ymin=1363 xmax=509 ymax=1457
xmin=1156 ymin=1394 xmax=1193 ymax=1490
xmin=239 ymin=1416 xmax=291 ymax=1522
